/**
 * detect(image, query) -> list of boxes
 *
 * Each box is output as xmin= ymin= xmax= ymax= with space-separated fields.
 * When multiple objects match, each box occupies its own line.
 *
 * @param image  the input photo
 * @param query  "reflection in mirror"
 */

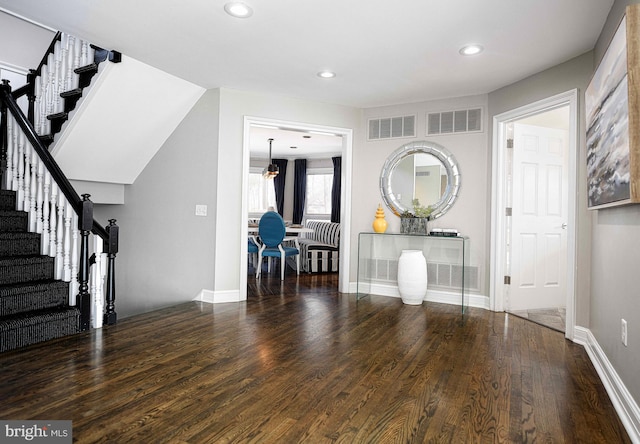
xmin=392 ymin=154 xmax=447 ymax=210
xmin=380 ymin=141 xmax=461 ymax=219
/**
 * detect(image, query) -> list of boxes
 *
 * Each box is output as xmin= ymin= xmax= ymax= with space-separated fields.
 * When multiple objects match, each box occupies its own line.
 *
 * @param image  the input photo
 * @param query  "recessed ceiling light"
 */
xmin=317 ymin=70 xmax=336 ymax=79
xmin=224 ymin=2 xmax=253 ymax=18
xmin=459 ymin=44 xmax=483 ymax=56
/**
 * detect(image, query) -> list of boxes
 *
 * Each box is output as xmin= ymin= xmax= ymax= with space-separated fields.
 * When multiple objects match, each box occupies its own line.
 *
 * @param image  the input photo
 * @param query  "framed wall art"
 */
xmin=586 ymin=4 xmax=640 ymax=209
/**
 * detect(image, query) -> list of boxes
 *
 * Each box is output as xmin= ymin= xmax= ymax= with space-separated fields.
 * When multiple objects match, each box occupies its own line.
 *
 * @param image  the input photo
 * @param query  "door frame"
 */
xmin=490 ymin=89 xmax=578 ymax=340
xmin=240 ymin=116 xmax=353 ymax=298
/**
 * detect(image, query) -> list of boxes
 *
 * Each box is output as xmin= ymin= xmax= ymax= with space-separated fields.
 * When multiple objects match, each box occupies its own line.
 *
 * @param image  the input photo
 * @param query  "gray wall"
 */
xmin=587 ymin=0 xmax=640 ymax=407
xmin=94 ymin=89 xmax=220 ymax=317
xmin=0 ymin=12 xmax=54 ymax=71
xmin=488 ymin=52 xmax=594 ymax=326
xmin=355 ymin=95 xmax=490 ymax=298
xmin=487 ymin=0 xmax=640 ymax=407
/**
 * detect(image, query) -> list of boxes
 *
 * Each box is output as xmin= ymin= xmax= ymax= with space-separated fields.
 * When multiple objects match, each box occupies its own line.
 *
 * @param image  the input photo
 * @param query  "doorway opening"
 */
xmin=240 ymin=117 xmax=353 ymax=300
xmin=490 ymin=90 xmax=578 ymax=339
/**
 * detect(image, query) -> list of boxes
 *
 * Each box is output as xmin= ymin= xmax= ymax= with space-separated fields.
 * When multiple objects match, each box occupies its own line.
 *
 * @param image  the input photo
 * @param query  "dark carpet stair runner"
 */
xmin=0 ymin=189 xmax=79 ymax=353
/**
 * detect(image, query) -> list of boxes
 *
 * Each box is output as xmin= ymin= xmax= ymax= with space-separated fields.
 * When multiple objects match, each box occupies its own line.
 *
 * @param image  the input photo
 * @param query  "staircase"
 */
xmin=0 ymin=189 xmax=79 ymax=352
xmin=0 ymin=32 xmax=120 ymax=353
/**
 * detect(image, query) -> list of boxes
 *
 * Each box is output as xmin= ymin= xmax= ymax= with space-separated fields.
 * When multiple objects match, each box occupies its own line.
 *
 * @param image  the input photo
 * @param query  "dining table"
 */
xmin=247 ymin=225 xmax=314 ymax=235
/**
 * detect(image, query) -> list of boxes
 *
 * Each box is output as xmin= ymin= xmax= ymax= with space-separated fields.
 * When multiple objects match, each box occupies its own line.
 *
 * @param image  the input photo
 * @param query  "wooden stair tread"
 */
xmin=47 ymin=112 xmax=68 ymax=121
xmin=74 ymin=63 xmax=98 ymax=75
xmin=60 ymin=88 xmax=82 ymax=98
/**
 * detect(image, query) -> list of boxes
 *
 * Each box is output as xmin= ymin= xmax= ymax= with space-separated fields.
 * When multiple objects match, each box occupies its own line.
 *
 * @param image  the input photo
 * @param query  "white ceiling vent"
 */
xmin=368 ymin=115 xmax=416 ymax=141
xmin=427 ymin=108 xmax=482 ymax=135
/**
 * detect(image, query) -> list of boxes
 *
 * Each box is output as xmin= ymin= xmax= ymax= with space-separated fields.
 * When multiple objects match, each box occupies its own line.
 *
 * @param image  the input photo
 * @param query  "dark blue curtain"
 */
xmin=293 ymin=159 xmax=307 ymax=225
xmin=272 ymin=158 xmax=288 ymax=216
xmin=331 ymin=156 xmax=341 ymax=223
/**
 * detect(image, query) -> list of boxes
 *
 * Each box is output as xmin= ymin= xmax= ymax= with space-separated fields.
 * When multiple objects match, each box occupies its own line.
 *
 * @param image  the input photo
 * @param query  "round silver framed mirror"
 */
xmin=380 ymin=140 xmax=461 ymax=219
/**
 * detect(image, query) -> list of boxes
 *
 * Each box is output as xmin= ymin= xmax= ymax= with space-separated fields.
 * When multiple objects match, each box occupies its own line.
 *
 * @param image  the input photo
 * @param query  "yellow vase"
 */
xmin=372 ymin=204 xmax=388 ymax=233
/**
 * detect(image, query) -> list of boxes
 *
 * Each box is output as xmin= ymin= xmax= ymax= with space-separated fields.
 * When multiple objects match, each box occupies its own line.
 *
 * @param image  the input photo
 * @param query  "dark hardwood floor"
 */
xmin=0 ymin=273 xmax=630 ymax=443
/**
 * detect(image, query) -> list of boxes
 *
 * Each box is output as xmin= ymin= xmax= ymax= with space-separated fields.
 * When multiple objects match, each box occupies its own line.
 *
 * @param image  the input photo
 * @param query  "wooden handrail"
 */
xmin=0 ymin=81 xmax=108 ymax=240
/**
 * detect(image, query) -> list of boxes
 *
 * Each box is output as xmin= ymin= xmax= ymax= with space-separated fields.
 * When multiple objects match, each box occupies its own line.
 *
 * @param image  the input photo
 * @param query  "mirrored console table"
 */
xmin=357 ymin=232 xmax=470 ymax=313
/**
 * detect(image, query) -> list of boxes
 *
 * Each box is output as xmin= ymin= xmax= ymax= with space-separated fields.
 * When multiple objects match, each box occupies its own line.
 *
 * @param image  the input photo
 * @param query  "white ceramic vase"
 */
xmin=397 ymin=250 xmax=427 ymax=305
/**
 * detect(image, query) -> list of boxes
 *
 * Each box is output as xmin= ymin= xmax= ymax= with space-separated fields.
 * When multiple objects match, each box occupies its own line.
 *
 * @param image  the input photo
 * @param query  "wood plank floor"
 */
xmin=0 ymin=273 xmax=630 ymax=443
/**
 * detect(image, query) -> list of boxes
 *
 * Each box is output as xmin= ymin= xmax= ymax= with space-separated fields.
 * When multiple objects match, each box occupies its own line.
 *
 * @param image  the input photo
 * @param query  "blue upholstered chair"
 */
xmin=255 ymin=212 xmax=300 ymax=280
xmin=248 ymin=238 xmax=259 ymax=268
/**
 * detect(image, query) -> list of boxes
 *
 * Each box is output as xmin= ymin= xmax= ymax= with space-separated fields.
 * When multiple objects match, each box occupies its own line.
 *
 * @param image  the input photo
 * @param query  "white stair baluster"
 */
xmin=27 ymin=148 xmax=37 ymax=232
xmin=61 ymin=34 xmax=73 ymax=92
xmin=35 ymin=159 xmax=44 ymax=234
xmin=22 ymin=142 xmax=31 ymax=215
xmin=91 ymin=237 xmax=105 ymax=329
xmin=33 ymin=77 xmax=41 ymax=135
xmin=41 ymin=170 xmax=51 ymax=255
xmin=45 ymin=54 xmax=56 ymax=134
xmin=63 ymin=201 xmax=72 ymax=281
xmin=48 ymin=182 xmax=59 ymax=257
xmin=80 ymin=40 xmax=90 ymax=67
xmin=87 ymin=43 xmax=95 ymax=66
xmin=5 ymin=117 xmax=16 ymax=191
xmin=38 ymin=65 xmax=49 ymax=135
xmin=37 ymin=73 xmax=46 ymax=134
xmin=55 ymin=192 xmax=65 ymax=280
xmin=40 ymin=69 xmax=49 ymax=134
xmin=71 ymin=37 xmax=81 ymax=89
xmin=16 ymin=131 xmax=25 ymax=209
xmin=54 ymin=40 xmax=63 ymax=114
xmin=69 ymin=211 xmax=79 ymax=306
xmin=59 ymin=34 xmax=69 ymax=91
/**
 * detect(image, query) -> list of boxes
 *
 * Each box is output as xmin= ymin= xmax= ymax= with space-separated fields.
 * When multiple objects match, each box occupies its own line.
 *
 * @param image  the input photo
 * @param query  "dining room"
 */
xmin=246 ymin=124 xmax=344 ymax=283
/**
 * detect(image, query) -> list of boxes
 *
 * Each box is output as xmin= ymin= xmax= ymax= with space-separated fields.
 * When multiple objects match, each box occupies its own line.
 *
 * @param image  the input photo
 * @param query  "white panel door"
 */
xmin=510 ymin=123 xmax=568 ymax=311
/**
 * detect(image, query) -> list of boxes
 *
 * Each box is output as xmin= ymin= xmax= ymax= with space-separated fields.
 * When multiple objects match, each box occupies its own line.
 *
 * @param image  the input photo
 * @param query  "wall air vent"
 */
xmin=427 ymin=108 xmax=482 ymax=135
xmin=368 ymin=115 xmax=416 ymax=141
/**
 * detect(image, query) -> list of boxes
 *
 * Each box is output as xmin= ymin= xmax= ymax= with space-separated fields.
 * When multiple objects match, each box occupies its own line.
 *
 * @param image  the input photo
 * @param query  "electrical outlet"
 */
xmin=621 ymin=319 xmax=628 ymax=347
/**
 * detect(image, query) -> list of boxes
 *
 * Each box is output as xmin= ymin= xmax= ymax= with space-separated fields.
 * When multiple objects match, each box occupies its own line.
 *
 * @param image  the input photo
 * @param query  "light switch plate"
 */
xmin=195 ymin=205 xmax=207 ymax=216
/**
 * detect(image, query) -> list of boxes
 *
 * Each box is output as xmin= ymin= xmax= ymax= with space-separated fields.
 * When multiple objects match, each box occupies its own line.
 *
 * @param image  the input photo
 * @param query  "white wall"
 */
xmin=356 ymin=95 xmax=490 ymax=297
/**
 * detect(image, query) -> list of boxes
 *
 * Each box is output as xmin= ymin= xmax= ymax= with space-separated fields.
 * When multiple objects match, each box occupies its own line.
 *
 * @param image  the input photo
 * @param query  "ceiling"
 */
xmin=0 ymin=0 xmax=613 ymax=110
xmin=249 ymin=126 xmax=343 ymax=158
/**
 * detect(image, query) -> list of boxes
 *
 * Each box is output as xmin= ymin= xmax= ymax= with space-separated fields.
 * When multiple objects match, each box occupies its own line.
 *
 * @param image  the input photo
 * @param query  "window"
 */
xmin=306 ymin=168 xmax=333 ymax=216
xmin=247 ymin=168 xmax=276 ymax=213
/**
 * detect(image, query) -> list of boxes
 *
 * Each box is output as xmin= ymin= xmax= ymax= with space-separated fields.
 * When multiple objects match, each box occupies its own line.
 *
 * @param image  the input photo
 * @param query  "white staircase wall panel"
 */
xmin=51 ymin=55 xmax=205 ymax=184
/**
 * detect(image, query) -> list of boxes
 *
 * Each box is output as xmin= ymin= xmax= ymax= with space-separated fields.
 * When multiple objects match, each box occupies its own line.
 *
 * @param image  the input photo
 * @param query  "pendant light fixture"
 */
xmin=263 ymin=138 xmax=279 ymax=179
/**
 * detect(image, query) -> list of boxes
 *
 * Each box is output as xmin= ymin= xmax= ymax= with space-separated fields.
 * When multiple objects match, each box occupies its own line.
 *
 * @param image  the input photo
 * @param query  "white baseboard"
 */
xmin=348 ymin=282 xmax=489 ymax=310
xmin=575 ymin=326 xmax=640 ymax=443
xmin=193 ymin=289 xmax=241 ymax=304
